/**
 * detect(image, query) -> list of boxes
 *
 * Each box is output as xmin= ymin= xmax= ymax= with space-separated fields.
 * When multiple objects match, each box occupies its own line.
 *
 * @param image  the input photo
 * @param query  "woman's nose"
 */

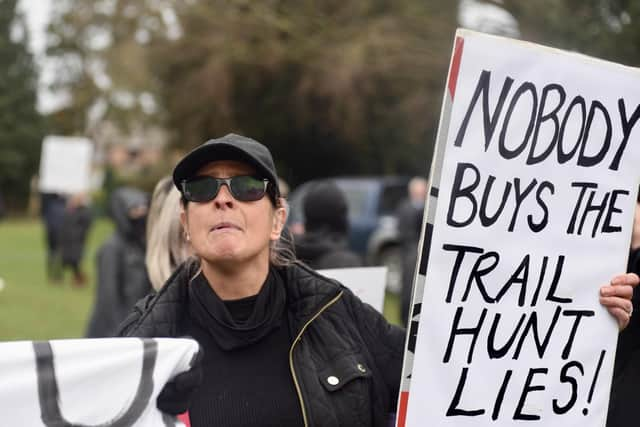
xmin=213 ymin=183 xmax=234 ymax=208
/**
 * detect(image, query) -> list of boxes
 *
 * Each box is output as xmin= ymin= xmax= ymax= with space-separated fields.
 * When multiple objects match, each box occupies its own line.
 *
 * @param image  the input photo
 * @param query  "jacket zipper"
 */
xmin=289 ymin=290 xmax=344 ymax=427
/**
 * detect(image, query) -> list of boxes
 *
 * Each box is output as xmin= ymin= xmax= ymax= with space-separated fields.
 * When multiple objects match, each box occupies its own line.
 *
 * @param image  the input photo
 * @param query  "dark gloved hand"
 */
xmin=157 ymin=348 xmax=204 ymax=415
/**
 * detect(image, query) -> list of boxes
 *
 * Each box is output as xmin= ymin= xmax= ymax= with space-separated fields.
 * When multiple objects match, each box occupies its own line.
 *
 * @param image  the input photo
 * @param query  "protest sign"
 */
xmin=0 ymin=337 xmax=199 ymax=426
xmin=397 ymin=29 xmax=640 ymax=426
xmin=38 ymin=135 xmax=94 ymax=195
xmin=318 ymin=266 xmax=387 ymax=313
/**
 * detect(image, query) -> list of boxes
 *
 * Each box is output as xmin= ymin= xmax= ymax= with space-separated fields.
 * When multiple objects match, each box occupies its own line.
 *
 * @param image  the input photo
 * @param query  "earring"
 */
xmin=184 ymin=232 xmax=191 ymax=242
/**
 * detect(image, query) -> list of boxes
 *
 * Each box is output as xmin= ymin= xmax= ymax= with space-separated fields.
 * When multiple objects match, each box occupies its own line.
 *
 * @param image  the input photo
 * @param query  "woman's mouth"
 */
xmin=210 ymin=222 xmax=240 ymax=232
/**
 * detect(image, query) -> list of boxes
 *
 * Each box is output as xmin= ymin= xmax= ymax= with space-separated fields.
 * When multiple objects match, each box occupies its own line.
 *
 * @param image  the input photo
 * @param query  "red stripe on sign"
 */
xmin=448 ymin=36 xmax=465 ymax=99
xmin=397 ymin=391 xmax=409 ymax=427
xmin=178 ymin=412 xmax=191 ymax=427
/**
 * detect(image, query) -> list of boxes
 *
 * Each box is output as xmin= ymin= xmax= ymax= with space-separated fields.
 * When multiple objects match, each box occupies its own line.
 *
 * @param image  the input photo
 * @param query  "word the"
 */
xmin=566 ymin=182 xmax=629 ymax=238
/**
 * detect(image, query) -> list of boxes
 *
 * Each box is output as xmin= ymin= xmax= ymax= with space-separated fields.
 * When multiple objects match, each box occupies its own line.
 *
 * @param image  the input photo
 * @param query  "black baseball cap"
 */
xmin=172 ymin=133 xmax=280 ymax=197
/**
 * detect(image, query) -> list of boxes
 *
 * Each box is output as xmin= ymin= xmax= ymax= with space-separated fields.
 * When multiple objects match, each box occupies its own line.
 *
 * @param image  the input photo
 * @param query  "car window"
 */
xmin=287 ymin=177 xmax=409 ymax=224
xmin=335 ymin=180 xmax=376 ymax=220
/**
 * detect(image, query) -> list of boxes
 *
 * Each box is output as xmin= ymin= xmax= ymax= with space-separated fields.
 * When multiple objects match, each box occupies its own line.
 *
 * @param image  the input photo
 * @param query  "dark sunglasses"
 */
xmin=181 ymin=175 xmax=271 ymax=203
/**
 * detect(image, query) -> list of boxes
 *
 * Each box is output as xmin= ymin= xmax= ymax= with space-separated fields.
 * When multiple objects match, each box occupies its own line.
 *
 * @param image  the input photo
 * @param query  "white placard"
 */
xmin=318 ymin=266 xmax=387 ymax=313
xmin=38 ymin=135 xmax=94 ymax=194
xmin=398 ymin=29 xmax=640 ymax=427
xmin=0 ymin=338 xmax=199 ymax=426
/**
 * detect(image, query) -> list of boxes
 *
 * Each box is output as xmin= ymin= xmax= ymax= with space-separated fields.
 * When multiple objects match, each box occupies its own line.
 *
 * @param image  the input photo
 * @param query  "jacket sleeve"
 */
xmin=86 ymin=243 xmax=123 ymax=337
xmin=342 ymin=287 xmax=406 ymax=409
xmin=116 ymin=293 xmax=156 ymax=337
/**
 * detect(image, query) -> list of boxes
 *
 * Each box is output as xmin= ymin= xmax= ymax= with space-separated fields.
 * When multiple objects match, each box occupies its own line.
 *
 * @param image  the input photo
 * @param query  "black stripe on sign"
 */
xmin=430 ymin=186 xmax=439 ymax=197
xmin=419 ymin=223 xmax=434 ymax=275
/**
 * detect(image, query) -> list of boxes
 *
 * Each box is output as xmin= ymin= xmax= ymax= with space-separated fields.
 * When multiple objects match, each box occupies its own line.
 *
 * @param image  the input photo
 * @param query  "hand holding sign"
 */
xmin=157 ymin=346 xmax=204 ymax=415
xmin=599 ymin=272 xmax=638 ymax=330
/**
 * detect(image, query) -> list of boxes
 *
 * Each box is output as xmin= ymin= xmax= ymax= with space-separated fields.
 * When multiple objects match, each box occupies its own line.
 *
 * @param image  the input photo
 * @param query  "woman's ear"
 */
xmin=270 ymin=202 xmax=287 ymax=240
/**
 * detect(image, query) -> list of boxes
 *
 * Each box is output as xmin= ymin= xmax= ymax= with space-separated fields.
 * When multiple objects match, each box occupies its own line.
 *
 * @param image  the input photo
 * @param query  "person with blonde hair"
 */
xmin=146 ymin=176 xmax=192 ymax=290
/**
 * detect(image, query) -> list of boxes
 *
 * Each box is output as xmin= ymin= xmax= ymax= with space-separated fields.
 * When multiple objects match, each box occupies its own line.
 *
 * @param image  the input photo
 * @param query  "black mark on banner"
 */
xmin=32 ymin=339 xmax=172 ymax=427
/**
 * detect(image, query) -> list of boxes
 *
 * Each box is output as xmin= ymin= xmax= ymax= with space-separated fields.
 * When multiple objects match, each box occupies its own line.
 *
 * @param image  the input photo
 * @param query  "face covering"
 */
xmin=129 ymin=216 xmax=147 ymax=246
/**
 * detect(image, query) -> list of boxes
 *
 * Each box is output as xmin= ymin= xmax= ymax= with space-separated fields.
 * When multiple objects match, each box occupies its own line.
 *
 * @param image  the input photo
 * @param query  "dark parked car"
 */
xmin=287 ymin=176 xmax=410 ymax=293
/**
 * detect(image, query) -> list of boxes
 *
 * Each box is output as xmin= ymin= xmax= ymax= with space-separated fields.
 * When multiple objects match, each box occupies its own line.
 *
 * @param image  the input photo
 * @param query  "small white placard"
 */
xmin=318 ymin=266 xmax=388 ymax=313
xmin=38 ymin=135 xmax=93 ymax=194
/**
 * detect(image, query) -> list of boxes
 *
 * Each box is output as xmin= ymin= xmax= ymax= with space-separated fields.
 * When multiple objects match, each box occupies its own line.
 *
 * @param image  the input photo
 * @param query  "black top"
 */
xmin=185 ymin=271 xmax=304 ymax=427
xmin=119 ymin=261 xmax=405 ymax=427
xmin=607 ymin=249 xmax=640 ymax=427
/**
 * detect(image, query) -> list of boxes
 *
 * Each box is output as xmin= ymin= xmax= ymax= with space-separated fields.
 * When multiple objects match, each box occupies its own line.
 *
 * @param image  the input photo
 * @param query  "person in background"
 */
xmin=40 ymin=192 xmax=67 ymax=283
xmin=395 ymin=176 xmax=428 ymax=326
xmin=58 ymin=192 xmax=93 ymax=287
xmin=294 ymin=180 xmax=363 ymax=269
xmin=117 ymin=134 xmax=637 ymax=426
xmin=86 ymin=187 xmax=151 ymax=337
xmin=607 ymin=186 xmax=640 ymax=427
xmin=146 ymin=176 xmax=192 ymax=291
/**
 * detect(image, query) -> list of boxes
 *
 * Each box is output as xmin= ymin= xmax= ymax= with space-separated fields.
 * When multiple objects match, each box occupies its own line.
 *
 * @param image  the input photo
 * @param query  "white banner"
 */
xmin=38 ymin=135 xmax=93 ymax=195
xmin=0 ymin=337 xmax=199 ymax=426
xmin=398 ymin=29 xmax=640 ymax=426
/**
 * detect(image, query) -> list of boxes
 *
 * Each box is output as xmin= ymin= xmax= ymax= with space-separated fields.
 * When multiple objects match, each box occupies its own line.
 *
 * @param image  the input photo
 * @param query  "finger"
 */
xmin=599 ymin=295 xmax=634 ymax=313
xmin=607 ymin=306 xmax=630 ymax=330
xmin=611 ymin=273 xmax=640 ymax=288
xmin=600 ymin=284 xmax=634 ymax=299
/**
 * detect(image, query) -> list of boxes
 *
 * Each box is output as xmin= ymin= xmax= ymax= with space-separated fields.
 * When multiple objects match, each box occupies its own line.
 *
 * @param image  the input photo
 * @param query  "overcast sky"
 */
xmin=19 ymin=0 xmax=51 ymax=55
xmin=18 ymin=0 xmax=60 ymax=113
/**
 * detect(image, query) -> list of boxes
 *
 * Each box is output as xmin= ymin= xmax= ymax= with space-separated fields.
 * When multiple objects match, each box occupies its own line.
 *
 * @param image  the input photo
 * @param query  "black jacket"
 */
xmin=607 ymin=249 xmax=640 ymax=427
xmin=86 ymin=188 xmax=150 ymax=337
xmin=118 ymin=261 xmax=405 ymax=427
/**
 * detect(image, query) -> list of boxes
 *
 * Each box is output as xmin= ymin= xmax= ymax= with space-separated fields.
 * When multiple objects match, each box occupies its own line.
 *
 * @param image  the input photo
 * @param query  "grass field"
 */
xmin=0 ymin=218 xmax=402 ymax=341
xmin=0 ymin=219 xmax=113 ymax=340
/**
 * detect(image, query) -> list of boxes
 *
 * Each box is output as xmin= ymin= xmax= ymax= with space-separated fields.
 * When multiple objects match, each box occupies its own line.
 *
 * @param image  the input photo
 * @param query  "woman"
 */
xmin=119 ymin=133 xmax=637 ymax=426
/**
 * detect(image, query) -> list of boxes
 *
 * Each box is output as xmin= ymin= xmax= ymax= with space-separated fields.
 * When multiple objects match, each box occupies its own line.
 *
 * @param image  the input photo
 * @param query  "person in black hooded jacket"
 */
xmin=294 ymin=180 xmax=363 ymax=270
xmin=86 ymin=186 xmax=151 ymax=337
